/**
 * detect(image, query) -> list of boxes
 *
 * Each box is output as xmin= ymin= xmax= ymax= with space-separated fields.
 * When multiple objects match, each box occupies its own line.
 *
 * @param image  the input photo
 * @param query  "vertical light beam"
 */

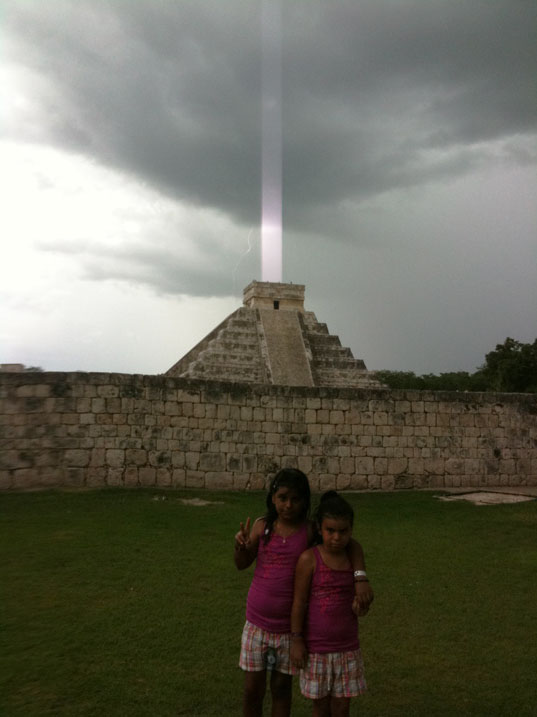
xmin=261 ymin=0 xmax=282 ymax=283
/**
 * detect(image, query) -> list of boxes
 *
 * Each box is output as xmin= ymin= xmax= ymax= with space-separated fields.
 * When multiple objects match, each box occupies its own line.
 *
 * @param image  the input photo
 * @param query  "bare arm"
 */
xmin=290 ymin=550 xmax=315 ymax=668
xmin=347 ymin=537 xmax=374 ymax=614
xmin=233 ymin=517 xmax=263 ymax=570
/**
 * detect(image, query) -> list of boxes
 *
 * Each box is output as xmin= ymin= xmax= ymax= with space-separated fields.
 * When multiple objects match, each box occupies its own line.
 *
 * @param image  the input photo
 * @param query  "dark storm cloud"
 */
xmin=5 ymin=0 xmax=536 ymax=226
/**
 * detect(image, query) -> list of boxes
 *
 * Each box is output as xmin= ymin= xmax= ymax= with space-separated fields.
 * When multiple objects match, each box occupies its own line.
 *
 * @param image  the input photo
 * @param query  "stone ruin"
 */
xmin=166 ymin=281 xmax=382 ymax=389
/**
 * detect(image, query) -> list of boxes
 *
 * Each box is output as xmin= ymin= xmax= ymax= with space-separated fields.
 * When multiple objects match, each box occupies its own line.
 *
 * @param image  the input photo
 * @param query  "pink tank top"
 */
xmin=246 ymin=522 xmax=309 ymax=633
xmin=305 ymin=547 xmax=360 ymax=654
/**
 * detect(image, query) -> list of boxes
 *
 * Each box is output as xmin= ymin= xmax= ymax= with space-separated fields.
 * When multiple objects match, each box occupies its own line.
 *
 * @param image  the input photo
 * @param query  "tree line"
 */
xmin=375 ymin=337 xmax=537 ymax=393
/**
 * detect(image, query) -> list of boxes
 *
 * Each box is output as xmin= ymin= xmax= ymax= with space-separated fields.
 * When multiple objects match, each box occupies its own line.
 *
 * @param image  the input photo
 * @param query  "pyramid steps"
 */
xmin=165 ymin=282 xmax=382 ymax=388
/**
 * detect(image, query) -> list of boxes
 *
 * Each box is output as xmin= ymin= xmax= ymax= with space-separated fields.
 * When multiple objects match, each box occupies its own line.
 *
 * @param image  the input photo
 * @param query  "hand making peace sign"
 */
xmin=235 ymin=517 xmax=251 ymax=551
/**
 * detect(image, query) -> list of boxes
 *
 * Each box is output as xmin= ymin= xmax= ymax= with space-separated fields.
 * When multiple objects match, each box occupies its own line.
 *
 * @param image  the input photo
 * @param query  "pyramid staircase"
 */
xmin=166 ymin=282 xmax=382 ymax=388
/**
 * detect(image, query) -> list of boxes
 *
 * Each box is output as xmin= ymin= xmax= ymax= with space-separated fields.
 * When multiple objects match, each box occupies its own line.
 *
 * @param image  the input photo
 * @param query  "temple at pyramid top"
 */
xmin=165 ymin=281 xmax=381 ymax=388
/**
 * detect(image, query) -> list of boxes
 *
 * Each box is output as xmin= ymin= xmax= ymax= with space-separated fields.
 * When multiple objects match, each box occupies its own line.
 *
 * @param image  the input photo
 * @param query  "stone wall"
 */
xmin=1 ymin=371 xmax=536 ymax=491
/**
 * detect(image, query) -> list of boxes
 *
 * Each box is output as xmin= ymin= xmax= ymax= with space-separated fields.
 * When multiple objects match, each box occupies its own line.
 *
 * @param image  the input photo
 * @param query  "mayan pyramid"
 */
xmin=166 ymin=281 xmax=381 ymax=388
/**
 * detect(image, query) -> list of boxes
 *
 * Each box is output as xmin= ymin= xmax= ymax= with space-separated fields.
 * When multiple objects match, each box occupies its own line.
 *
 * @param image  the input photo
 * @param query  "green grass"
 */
xmin=1 ymin=489 xmax=536 ymax=716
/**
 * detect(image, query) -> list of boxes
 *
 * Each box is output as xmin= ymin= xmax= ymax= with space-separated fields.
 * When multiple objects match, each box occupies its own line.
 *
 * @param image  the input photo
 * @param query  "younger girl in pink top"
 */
xmin=291 ymin=491 xmax=368 ymax=717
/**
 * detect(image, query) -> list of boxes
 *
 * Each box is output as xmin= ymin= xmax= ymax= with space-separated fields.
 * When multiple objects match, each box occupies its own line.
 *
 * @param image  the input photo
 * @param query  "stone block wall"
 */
xmin=1 ymin=371 xmax=537 ymax=491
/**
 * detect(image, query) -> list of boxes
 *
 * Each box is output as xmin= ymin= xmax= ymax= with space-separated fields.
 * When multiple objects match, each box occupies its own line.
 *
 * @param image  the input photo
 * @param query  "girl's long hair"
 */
xmin=313 ymin=490 xmax=354 ymax=543
xmin=263 ymin=468 xmax=311 ymax=543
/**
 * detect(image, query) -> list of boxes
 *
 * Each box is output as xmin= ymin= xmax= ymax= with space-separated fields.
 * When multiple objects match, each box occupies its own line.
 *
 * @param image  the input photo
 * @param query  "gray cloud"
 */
xmin=4 ymin=0 xmax=536 ymax=235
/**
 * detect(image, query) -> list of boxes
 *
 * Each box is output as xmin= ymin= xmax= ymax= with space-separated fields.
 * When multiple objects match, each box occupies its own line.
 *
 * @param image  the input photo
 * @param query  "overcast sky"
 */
xmin=2 ymin=0 xmax=536 ymax=376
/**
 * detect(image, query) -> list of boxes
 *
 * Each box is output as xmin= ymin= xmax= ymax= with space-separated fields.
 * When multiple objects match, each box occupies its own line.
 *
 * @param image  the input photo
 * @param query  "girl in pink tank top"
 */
xmin=290 ymin=491 xmax=368 ymax=717
xmin=234 ymin=468 xmax=312 ymax=717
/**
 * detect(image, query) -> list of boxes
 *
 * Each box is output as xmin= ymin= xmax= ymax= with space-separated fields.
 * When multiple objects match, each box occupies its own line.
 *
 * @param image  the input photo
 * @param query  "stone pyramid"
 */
xmin=165 ymin=281 xmax=381 ymax=388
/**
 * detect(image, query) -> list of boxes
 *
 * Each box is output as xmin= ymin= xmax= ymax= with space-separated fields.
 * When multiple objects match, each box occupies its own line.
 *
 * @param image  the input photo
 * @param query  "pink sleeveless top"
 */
xmin=246 ymin=522 xmax=309 ymax=633
xmin=305 ymin=547 xmax=359 ymax=654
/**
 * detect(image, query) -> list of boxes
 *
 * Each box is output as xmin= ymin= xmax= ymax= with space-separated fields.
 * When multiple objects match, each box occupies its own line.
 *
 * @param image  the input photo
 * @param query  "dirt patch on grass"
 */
xmin=437 ymin=492 xmax=535 ymax=506
xmin=178 ymin=497 xmax=225 ymax=506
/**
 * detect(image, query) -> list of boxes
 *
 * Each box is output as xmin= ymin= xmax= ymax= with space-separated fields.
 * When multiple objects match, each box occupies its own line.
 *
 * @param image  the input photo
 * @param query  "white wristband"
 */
xmin=354 ymin=570 xmax=367 ymax=578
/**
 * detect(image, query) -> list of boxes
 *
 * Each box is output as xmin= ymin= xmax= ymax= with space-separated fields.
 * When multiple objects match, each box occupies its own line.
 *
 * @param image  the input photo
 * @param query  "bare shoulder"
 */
xmin=297 ymin=547 xmax=316 ymax=570
xmin=250 ymin=517 xmax=266 ymax=539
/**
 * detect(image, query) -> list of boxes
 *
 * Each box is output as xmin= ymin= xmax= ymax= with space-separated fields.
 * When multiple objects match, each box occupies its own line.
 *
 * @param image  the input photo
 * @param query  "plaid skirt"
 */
xmin=300 ymin=649 xmax=367 ymax=699
xmin=239 ymin=620 xmax=298 ymax=675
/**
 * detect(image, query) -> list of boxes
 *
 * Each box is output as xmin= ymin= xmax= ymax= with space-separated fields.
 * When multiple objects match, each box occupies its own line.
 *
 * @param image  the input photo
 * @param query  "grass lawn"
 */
xmin=1 ymin=488 xmax=536 ymax=716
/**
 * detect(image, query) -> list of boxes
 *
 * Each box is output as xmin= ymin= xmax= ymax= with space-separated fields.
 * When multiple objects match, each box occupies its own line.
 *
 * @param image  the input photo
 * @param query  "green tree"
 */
xmin=375 ymin=337 xmax=537 ymax=393
xmin=477 ymin=337 xmax=537 ymax=393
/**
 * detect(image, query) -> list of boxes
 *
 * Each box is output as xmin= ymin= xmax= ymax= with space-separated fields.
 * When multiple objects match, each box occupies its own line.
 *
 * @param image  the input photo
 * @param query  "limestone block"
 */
xmin=64 ymin=467 xmax=85 ymax=486
xmin=106 ymin=468 xmax=124 ymax=486
xmin=177 ymin=390 xmax=201 ymax=403
xmin=247 ymin=473 xmax=267 ymax=490
xmin=330 ymin=410 xmax=344 ymax=425
xmin=193 ymin=403 xmax=206 ymax=418
xmin=123 ymin=467 xmax=139 ymax=485
xmin=89 ymin=448 xmax=105 ymax=467
xmin=243 ymin=454 xmax=258 ymax=472
xmin=333 ymin=474 xmax=349 ymax=490
xmin=97 ymin=385 xmax=120 ymax=398
xmin=156 ymin=467 xmax=172 ymax=486
xmin=65 ymin=449 xmax=90 ymax=467
xmin=125 ymin=449 xmax=146 ymax=466
xmin=106 ymin=449 xmax=125 ymax=468
xmin=227 ymin=454 xmax=242 ymax=471
xmin=171 ymin=469 xmax=186 ymax=486
xmin=356 ymin=456 xmax=374 ymax=474
xmin=387 ymin=457 xmax=408 ymax=475
xmin=407 ymin=458 xmax=425 ymax=474
xmin=170 ymin=451 xmax=184 ymax=468
xmin=204 ymin=403 xmax=217 ymax=418
xmin=205 ymin=471 xmax=233 ymax=489
xmin=231 ymin=473 xmax=249 ymax=489
xmin=463 ymin=459 xmax=482 ymax=475
xmin=459 ymin=414 xmax=475 ymax=427
xmin=339 ymin=457 xmax=355 ymax=474
xmin=380 ymin=475 xmax=395 ymax=489
xmin=296 ymin=455 xmax=312 ymax=474
xmin=445 ymin=458 xmax=464 ymax=474
xmin=319 ymin=474 xmax=336 ymax=492
xmin=0 ymin=470 xmax=12 ymax=489
xmin=253 ymin=407 xmax=265 ymax=421
xmin=365 ymin=475 xmax=379 ymax=489
xmin=12 ymin=468 xmax=40 ymax=488
xmin=164 ymin=401 xmax=180 ymax=416
xmin=499 ymin=459 xmax=516 ymax=474
xmin=86 ymin=467 xmax=107 ymax=487
xmin=91 ymin=398 xmax=106 ymax=413
xmin=423 ymin=458 xmax=445 ymax=475
xmin=200 ymin=452 xmax=225 ymax=471
xmin=149 ymin=451 xmax=171 ymax=468
xmin=374 ymin=457 xmax=387 ymax=475
xmin=138 ymin=466 xmax=156 ymax=486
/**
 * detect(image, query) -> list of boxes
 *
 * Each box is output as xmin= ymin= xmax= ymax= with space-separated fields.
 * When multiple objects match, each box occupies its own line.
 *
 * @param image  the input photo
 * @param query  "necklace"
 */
xmin=275 ymin=521 xmax=298 ymax=543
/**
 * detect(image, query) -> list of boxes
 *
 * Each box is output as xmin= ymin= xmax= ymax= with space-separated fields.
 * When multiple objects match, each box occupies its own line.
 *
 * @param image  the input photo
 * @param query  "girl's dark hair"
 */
xmin=263 ymin=468 xmax=311 ymax=543
xmin=314 ymin=490 xmax=354 ymax=535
